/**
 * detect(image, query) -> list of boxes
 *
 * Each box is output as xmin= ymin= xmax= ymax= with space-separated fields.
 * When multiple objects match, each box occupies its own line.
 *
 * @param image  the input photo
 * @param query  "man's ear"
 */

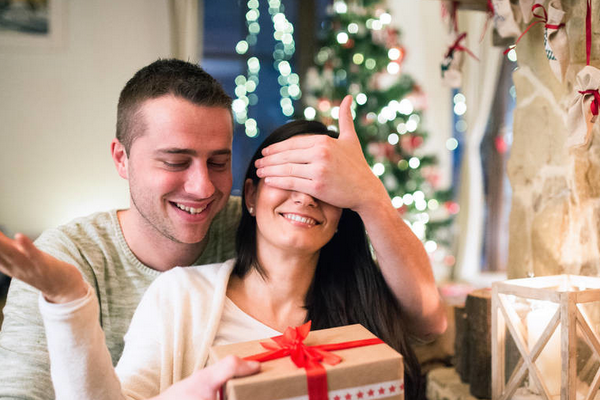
xmin=111 ymin=138 xmax=129 ymax=180
xmin=244 ymin=178 xmax=257 ymax=215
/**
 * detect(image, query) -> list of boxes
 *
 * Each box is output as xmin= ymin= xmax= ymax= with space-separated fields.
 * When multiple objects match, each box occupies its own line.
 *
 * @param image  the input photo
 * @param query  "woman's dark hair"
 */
xmin=234 ymin=120 xmax=423 ymax=399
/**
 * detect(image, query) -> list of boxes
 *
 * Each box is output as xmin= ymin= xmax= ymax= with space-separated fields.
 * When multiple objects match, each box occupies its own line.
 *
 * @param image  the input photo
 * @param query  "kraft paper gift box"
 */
xmin=209 ymin=323 xmax=404 ymax=400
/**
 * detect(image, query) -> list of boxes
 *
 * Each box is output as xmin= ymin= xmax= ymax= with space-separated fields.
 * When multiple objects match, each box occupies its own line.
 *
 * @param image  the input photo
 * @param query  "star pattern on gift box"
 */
xmin=281 ymin=379 xmax=404 ymax=400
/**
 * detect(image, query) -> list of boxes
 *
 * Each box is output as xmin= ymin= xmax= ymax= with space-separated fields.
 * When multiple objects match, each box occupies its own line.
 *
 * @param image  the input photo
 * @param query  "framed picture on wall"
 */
xmin=0 ymin=0 xmax=66 ymax=50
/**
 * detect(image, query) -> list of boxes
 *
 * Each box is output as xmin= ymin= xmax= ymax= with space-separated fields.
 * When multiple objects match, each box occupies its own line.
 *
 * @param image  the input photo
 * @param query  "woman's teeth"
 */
xmin=176 ymin=203 xmax=207 ymax=215
xmin=282 ymin=213 xmax=317 ymax=225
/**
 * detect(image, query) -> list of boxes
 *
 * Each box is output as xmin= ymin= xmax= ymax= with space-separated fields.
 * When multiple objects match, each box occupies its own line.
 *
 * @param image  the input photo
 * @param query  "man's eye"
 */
xmin=209 ymin=159 xmax=230 ymax=169
xmin=163 ymin=161 xmax=188 ymax=168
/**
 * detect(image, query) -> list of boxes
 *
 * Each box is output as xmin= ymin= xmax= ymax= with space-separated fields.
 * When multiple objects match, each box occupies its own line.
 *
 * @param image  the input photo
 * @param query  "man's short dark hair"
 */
xmin=116 ymin=58 xmax=232 ymax=154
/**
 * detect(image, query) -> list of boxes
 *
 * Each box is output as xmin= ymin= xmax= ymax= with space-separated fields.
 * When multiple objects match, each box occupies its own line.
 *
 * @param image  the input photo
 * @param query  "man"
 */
xmin=0 ymin=59 xmax=445 ymax=399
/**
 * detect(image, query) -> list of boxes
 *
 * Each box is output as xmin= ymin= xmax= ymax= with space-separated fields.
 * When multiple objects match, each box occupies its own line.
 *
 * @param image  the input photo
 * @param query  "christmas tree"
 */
xmin=301 ymin=0 xmax=456 ymax=255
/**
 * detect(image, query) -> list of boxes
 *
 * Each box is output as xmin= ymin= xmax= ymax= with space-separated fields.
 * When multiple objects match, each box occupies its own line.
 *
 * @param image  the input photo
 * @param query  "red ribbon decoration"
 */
xmin=586 ymin=0 xmax=592 ymax=65
xmin=445 ymin=32 xmax=480 ymax=61
xmin=579 ymin=89 xmax=600 ymax=118
xmin=504 ymin=4 xmax=565 ymax=55
xmin=239 ymin=322 xmax=384 ymax=400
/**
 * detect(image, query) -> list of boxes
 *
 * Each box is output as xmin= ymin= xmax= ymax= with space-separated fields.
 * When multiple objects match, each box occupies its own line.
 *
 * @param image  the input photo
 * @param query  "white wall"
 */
xmin=388 ymin=0 xmax=453 ymax=188
xmin=0 ymin=0 xmax=171 ymax=237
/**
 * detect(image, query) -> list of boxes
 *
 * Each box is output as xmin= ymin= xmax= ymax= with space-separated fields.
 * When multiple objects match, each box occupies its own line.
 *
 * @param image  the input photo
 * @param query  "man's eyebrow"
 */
xmin=155 ymin=148 xmax=232 ymax=156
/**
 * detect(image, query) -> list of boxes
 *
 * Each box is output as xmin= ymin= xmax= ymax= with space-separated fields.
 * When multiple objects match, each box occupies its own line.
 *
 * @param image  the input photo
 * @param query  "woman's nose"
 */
xmin=290 ymin=191 xmax=317 ymax=207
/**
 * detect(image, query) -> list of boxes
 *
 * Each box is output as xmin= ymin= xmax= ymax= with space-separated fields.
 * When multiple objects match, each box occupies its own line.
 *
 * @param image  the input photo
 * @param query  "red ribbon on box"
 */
xmin=240 ymin=321 xmax=384 ymax=400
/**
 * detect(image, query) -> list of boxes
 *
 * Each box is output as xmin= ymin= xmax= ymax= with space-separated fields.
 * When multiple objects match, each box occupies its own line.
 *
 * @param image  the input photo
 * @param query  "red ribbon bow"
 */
xmin=504 ymin=4 xmax=565 ymax=55
xmin=578 ymin=89 xmax=600 ymax=119
xmin=445 ymin=32 xmax=479 ymax=61
xmin=239 ymin=322 xmax=384 ymax=400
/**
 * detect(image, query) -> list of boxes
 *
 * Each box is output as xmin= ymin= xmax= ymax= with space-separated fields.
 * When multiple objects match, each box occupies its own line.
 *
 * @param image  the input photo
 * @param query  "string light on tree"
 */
xmin=234 ymin=0 xmax=299 ymax=137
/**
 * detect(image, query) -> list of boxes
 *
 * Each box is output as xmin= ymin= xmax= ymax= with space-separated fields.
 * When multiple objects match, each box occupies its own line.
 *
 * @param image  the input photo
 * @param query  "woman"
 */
xmin=1 ymin=120 xmax=422 ymax=399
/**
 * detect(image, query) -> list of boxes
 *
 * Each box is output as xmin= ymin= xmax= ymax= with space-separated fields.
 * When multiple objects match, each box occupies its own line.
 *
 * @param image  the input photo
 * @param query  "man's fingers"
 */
xmin=255 ymin=147 xmax=314 ymax=169
xmin=204 ymin=356 xmax=260 ymax=391
xmin=256 ymin=163 xmax=313 ymax=180
xmin=261 ymin=134 xmax=317 ymax=156
xmin=337 ymin=95 xmax=359 ymax=142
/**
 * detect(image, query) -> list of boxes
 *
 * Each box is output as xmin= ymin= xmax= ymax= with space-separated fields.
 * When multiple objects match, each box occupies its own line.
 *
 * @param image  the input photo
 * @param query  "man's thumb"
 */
xmin=338 ymin=95 xmax=358 ymax=141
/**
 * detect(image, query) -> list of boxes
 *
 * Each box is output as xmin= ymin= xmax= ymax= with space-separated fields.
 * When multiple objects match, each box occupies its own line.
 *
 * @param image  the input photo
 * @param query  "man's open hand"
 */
xmin=0 ymin=232 xmax=87 ymax=303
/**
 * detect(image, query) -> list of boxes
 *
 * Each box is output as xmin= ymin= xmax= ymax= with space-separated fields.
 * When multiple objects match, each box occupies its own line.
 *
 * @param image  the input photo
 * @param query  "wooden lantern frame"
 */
xmin=492 ymin=275 xmax=600 ymax=400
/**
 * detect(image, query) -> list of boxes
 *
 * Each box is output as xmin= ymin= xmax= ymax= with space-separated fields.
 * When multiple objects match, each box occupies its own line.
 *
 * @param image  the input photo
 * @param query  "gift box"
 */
xmin=209 ymin=323 xmax=404 ymax=400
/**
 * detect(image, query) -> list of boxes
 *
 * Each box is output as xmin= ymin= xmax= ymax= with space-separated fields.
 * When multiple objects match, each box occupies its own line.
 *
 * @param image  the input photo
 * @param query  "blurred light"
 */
xmin=455 ymin=120 xmax=468 ymax=132
xmin=278 ymin=60 xmax=291 ymax=75
xmin=425 ymin=240 xmax=438 ymax=253
xmin=398 ymin=99 xmax=413 ymax=115
xmin=372 ymin=20 xmax=382 ymax=30
xmin=454 ymin=102 xmax=467 ymax=115
xmin=372 ymin=163 xmax=385 ymax=176
xmin=415 ymin=200 xmax=427 ymax=211
xmin=304 ymin=107 xmax=316 ymax=120
xmin=365 ymin=58 xmax=376 ymax=69
xmin=413 ymin=191 xmax=425 ymax=201
xmin=388 ymin=133 xmax=399 ymax=145
xmin=236 ymin=41 xmax=249 ymax=54
xmin=235 ymin=75 xmax=246 ymax=85
xmin=245 ymin=80 xmax=257 ymax=92
xmin=507 ymin=48 xmax=517 ymax=62
xmin=337 ymin=32 xmax=349 ymax=44
xmin=249 ymin=22 xmax=260 ymax=34
xmin=402 ymin=193 xmax=414 ymax=205
xmin=406 ymin=119 xmax=418 ymax=132
xmin=356 ymin=93 xmax=367 ymax=105
xmin=331 ymin=106 xmax=340 ymax=119
xmin=288 ymin=84 xmax=301 ymax=97
xmin=392 ymin=196 xmax=404 ymax=208
xmin=409 ymin=157 xmax=420 ymax=169
xmin=387 ymin=62 xmax=400 ymax=74
xmin=428 ymin=199 xmax=439 ymax=210
xmin=397 ymin=123 xmax=408 ymax=134
xmin=353 ymin=53 xmax=364 ymax=64
xmin=453 ymin=93 xmax=466 ymax=104
xmin=348 ymin=23 xmax=359 ymax=33
xmin=232 ymin=99 xmax=246 ymax=113
xmin=446 ymin=138 xmax=459 ymax=151
xmin=398 ymin=159 xmax=409 ymax=170
xmin=334 ymin=0 xmax=348 ymax=13
xmin=246 ymin=9 xmax=259 ymax=21
xmin=379 ymin=12 xmax=392 ymax=24
xmin=388 ymin=48 xmax=401 ymax=60
xmin=247 ymin=57 xmax=260 ymax=72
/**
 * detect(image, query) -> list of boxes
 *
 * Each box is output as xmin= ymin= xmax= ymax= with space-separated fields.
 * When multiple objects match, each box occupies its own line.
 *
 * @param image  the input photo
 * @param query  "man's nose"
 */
xmin=291 ymin=191 xmax=317 ymax=207
xmin=184 ymin=164 xmax=215 ymax=199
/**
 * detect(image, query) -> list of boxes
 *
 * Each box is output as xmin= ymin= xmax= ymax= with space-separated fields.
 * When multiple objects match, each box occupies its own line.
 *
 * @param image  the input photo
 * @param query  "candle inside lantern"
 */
xmin=527 ymin=302 xmax=561 ymax=396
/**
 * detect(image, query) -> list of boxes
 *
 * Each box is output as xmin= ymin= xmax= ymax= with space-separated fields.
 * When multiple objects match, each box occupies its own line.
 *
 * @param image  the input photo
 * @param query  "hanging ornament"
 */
xmin=519 ymin=0 xmax=543 ymax=23
xmin=544 ymin=1 xmax=569 ymax=82
xmin=566 ymin=0 xmax=598 ymax=149
xmin=504 ymin=3 xmax=568 ymax=82
xmin=566 ymin=66 xmax=600 ymax=149
xmin=441 ymin=32 xmax=478 ymax=88
xmin=492 ymin=0 xmax=521 ymax=38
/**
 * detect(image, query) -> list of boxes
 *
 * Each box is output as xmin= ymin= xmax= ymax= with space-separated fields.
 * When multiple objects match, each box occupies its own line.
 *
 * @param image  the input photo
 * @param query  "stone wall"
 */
xmin=507 ymin=0 xmax=600 ymax=278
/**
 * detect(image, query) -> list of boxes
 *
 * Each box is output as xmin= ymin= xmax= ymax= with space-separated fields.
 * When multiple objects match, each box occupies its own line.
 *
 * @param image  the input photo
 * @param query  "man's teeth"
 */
xmin=176 ymin=203 xmax=207 ymax=215
xmin=283 ymin=213 xmax=317 ymax=225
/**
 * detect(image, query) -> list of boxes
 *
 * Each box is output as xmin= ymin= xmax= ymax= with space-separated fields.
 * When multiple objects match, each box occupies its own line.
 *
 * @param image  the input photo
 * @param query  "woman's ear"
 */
xmin=244 ymin=178 xmax=257 ymax=216
xmin=111 ymin=138 xmax=129 ymax=180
